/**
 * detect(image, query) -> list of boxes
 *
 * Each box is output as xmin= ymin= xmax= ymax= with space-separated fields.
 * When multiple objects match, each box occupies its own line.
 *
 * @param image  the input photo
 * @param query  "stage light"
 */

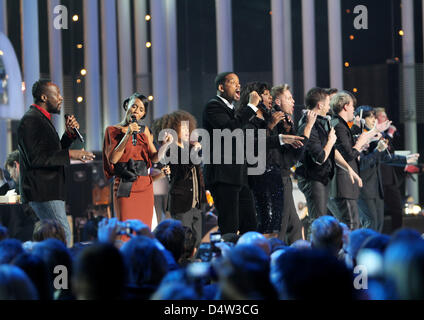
xmin=353 ymin=88 xmax=358 ymax=93
xmin=0 ymin=50 xmax=3 ymax=56
xmin=22 ymin=82 xmax=26 ymax=92
xmin=148 ymin=95 xmax=154 ymax=101
xmin=76 ymin=44 xmax=83 ymax=49
xmin=349 ymin=35 xmax=355 ymax=40
xmin=399 ymin=30 xmax=404 ymax=36
xmin=344 ymin=62 xmax=350 ymax=68
xmin=146 ymin=42 xmax=152 ymax=48
xmin=80 ymin=69 xmax=87 ymax=76
xmin=145 ymin=15 xmax=151 ymax=21
xmin=76 ymin=79 xmax=81 ymax=84
xmin=77 ymin=96 xmax=84 ymax=103
xmin=73 ymin=15 xmax=79 ymax=22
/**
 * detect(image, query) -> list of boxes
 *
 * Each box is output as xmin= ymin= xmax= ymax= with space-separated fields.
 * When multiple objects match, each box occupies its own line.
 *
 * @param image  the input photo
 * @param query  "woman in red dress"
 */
xmin=103 ymin=93 xmax=172 ymax=229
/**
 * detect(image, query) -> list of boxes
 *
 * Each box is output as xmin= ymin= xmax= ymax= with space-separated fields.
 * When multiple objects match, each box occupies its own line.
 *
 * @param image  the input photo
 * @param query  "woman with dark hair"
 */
xmin=103 ymin=93 xmax=173 ymax=229
xmin=156 ymin=110 xmax=206 ymax=248
xmin=238 ymin=82 xmax=303 ymax=236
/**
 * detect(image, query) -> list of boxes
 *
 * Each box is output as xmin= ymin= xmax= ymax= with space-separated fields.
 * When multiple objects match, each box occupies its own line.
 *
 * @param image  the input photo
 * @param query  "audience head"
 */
xmin=73 ymin=243 xmax=126 ymax=300
xmin=390 ymin=228 xmax=423 ymax=245
xmin=345 ymin=229 xmax=378 ymax=269
xmin=0 ymin=264 xmax=38 ymax=300
xmin=33 ymin=219 xmax=67 ymax=245
xmin=153 ymin=220 xmax=186 ymax=263
xmin=32 ymin=239 xmax=73 ymax=298
xmin=268 ymin=238 xmax=287 ymax=254
xmin=120 ymin=236 xmax=168 ymax=288
xmin=384 ymin=238 xmax=424 ymax=300
xmin=216 ymin=244 xmax=277 ymax=300
xmin=360 ymin=234 xmax=391 ymax=255
xmin=237 ymin=232 xmax=271 ymax=256
xmin=274 ymin=249 xmax=356 ymax=300
xmin=0 ymin=239 xmax=24 ymax=264
xmin=311 ymin=216 xmax=343 ymax=256
xmin=12 ymin=253 xmax=52 ymax=300
xmin=290 ymin=240 xmax=312 ymax=250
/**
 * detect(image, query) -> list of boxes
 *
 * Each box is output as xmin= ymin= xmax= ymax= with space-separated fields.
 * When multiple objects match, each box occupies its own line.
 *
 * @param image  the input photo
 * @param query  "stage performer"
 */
xmin=103 ymin=93 xmax=173 ymax=229
xmin=239 ymin=82 xmax=304 ymax=237
xmin=18 ymin=79 xmax=95 ymax=246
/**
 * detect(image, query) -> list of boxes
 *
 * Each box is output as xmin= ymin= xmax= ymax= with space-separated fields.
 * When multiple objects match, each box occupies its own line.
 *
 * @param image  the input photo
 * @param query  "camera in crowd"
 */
xmin=116 ymin=221 xmax=132 ymax=236
xmin=195 ymin=232 xmax=234 ymax=263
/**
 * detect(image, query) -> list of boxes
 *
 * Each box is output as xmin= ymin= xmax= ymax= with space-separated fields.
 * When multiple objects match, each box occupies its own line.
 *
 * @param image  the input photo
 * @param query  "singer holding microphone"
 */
xmin=103 ymin=93 xmax=173 ymax=229
xmin=17 ymin=80 xmax=95 ymax=246
xmin=296 ymin=88 xmax=362 ymax=238
xmin=154 ymin=110 xmax=206 ymax=248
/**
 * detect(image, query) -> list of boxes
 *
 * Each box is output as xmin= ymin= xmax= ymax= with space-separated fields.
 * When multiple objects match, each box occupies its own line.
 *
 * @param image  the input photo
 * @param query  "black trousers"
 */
xmin=358 ymin=196 xmax=384 ymax=232
xmin=329 ymin=198 xmax=360 ymax=230
xmin=173 ymin=207 xmax=202 ymax=248
xmin=278 ymin=176 xmax=303 ymax=244
xmin=209 ymin=183 xmax=257 ymax=235
xmin=297 ymin=177 xmax=330 ymax=238
xmin=383 ymin=184 xmax=403 ymax=232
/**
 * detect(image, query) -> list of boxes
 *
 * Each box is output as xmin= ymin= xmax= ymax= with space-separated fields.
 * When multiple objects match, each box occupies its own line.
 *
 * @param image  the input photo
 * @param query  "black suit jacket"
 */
xmin=17 ymin=106 xmax=75 ymax=203
xmin=330 ymin=116 xmax=361 ymax=200
xmin=202 ymin=96 xmax=256 ymax=187
xmin=296 ymin=115 xmax=335 ymax=185
xmin=167 ymin=145 xmax=207 ymax=215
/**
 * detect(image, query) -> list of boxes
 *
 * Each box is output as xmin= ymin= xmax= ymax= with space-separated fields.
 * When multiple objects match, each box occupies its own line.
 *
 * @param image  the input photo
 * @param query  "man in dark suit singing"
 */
xmin=17 ymin=79 xmax=95 ymax=246
xmin=202 ymin=72 xmax=261 ymax=235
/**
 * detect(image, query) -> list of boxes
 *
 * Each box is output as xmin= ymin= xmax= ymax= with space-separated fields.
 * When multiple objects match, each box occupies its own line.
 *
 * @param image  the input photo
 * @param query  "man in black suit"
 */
xmin=202 ymin=72 xmax=261 ymax=235
xmin=18 ymin=79 xmax=95 ymax=246
xmin=328 ymin=92 xmax=372 ymax=230
xmin=270 ymin=84 xmax=317 ymax=244
xmin=296 ymin=88 xmax=363 ymax=238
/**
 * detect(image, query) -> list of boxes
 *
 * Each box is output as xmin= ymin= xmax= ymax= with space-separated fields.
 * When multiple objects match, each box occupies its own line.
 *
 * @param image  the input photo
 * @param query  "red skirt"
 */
xmin=113 ymin=175 xmax=154 ymax=229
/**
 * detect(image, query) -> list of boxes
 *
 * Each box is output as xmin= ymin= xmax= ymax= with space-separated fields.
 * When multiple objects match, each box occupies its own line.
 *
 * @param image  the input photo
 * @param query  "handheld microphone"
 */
xmin=64 ymin=114 xmax=84 ymax=143
xmin=360 ymin=119 xmax=366 ymax=133
xmin=131 ymin=115 xmax=138 ymax=146
xmin=326 ymin=116 xmax=333 ymax=130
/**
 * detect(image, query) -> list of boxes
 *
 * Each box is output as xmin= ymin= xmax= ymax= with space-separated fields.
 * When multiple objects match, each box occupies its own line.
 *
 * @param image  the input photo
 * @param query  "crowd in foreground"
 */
xmin=0 ymin=215 xmax=423 ymax=300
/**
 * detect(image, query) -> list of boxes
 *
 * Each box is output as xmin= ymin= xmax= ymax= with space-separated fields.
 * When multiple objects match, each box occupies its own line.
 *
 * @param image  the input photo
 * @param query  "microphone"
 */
xmin=64 ymin=114 xmax=84 ymax=143
xmin=131 ymin=115 xmax=138 ymax=146
xmin=360 ymin=119 xmax=366 ymax=133
xmin=326 ymin=116 xmax=333 ymax=130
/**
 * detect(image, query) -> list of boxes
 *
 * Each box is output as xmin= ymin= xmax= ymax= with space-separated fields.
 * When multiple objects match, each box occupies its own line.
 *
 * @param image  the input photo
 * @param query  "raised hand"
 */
xmin=249 ymin=91 xmax=261 ymax=107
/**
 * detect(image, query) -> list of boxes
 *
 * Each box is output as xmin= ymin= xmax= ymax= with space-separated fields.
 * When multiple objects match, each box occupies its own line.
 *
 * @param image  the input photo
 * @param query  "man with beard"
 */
xmin=17 ymin=79 xmax=95 ymax=246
